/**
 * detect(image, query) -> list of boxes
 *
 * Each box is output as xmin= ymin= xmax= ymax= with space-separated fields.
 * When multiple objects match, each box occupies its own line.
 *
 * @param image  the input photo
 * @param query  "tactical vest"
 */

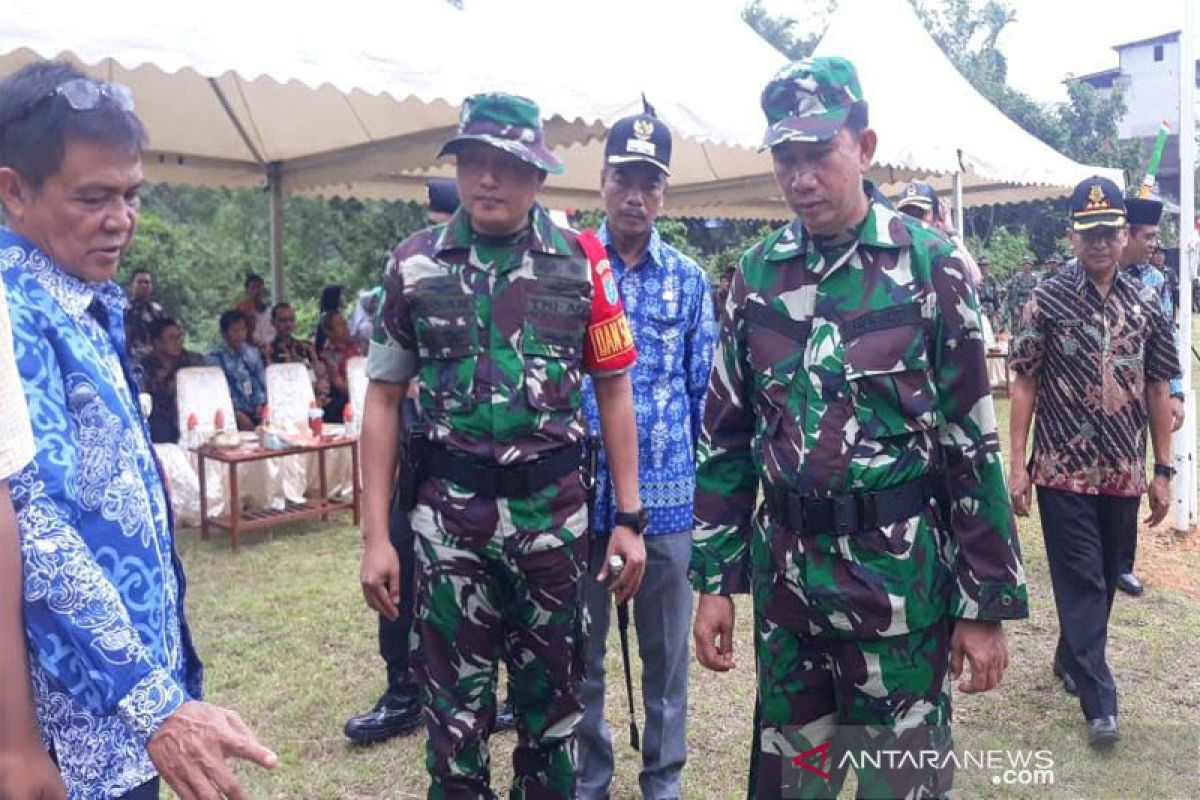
xmin=406 ymin=250 xmax=592 ymax=429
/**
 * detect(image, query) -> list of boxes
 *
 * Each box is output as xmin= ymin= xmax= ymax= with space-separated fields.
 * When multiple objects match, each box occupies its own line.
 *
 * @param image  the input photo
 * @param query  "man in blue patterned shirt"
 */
xmin=579 ymin=111 xmax=717 ymax=800
xmin=0 ymin=62 xmax=275 ymax=799
xmin=1115 ymin=197 xmax=1184 ymax=597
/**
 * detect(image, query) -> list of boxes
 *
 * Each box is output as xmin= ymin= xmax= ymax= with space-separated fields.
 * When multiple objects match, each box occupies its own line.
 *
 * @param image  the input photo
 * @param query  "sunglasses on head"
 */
xmin=5 ymin=78 xmax=134 ymax=128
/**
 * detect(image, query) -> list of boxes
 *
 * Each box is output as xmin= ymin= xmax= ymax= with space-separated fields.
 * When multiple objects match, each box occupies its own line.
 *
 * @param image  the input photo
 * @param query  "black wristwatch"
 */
xmin=614 ymin=508 xmax=649 ymax=535
xmin=1154 ymin=463 xmax=1176 ymax=479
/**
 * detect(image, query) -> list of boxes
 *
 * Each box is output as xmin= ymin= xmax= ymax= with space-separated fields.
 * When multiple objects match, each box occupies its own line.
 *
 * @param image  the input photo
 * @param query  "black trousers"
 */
xmin=1037 ymin=487 xmax=1138 ymax=720
xmin=1119 ymin=512 xmax=1138 ymax=575
xmin=120 ymin=778 xmax=160 ymax=799
xmin=380 ymin=488 xmax=418 ymax=697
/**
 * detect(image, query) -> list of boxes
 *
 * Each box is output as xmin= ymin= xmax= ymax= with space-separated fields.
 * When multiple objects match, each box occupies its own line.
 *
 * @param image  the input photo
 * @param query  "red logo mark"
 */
xmin=791 ymin=741 xmax=832 ymax=780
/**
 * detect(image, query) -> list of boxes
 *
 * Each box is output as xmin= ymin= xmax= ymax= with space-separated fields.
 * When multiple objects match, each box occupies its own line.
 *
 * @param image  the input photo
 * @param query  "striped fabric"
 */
xmin=1009 ymin=268 xmax=1178 ymax=497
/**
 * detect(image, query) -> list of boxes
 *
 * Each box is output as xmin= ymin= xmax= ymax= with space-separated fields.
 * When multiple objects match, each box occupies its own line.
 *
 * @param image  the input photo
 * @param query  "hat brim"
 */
xmin=760 ymin=109 xmax=849 ymax=151
xmin=439 ymin=135 xmax=564 ymax=175
xmin=604 ymin=153 xmax=671 ymax=177
xmin=1071 ymin=211 xmax=1126 ymax=231
xmin=896 ymin=197 xmax=934 ymax=211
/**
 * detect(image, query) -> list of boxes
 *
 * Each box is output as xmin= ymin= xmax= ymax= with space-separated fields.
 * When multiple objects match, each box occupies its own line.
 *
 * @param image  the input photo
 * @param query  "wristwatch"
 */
xmin=1154 ymin=463 xmax=1176 ymax=479
xmin=614 ymin=508 xmax=649 ymax=535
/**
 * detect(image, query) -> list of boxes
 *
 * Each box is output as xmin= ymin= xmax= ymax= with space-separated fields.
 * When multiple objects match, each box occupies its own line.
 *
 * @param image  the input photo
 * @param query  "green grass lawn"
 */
xmin=174 ymin=340 xmax=1200 ymax=799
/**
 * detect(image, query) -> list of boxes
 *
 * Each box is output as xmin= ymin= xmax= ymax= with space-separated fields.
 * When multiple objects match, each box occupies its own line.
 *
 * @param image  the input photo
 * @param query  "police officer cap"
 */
xmin=896 ymin=182 xmax=939 ymax=214
xmin=1069 ymin=176 xmax=1126 ymax=231
xmin=605 ymin=112 xmax=672 ymax=176
xmin=1125 ymin=197 xmax=1163 ymax=227
xmin=427 ymin=179 xmax=460 ymax=216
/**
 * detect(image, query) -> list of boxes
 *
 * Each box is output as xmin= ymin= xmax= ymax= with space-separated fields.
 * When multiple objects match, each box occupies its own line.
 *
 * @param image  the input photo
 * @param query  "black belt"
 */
xmin=424 ymin=442 xmax=586 ymax=499
xmin=764 ymin=474 xmax=938 ymax=537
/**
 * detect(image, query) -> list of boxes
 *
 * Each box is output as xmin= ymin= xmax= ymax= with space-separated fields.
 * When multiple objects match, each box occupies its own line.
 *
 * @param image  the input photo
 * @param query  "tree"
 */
xmin=741 ymin=0 xmax=825 ymax=61
xmin=742 ymin=0 xmax=1142 ymax=257
xmin=122 ymin=186 xmax=427 ymax=351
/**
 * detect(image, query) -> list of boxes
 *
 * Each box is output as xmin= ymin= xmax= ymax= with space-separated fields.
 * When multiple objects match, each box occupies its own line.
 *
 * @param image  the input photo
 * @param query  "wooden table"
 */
xmin=195 ymin=436 xmax=360 ymax=551
xmin=987 ymin=347 xmax=1011 ymax=397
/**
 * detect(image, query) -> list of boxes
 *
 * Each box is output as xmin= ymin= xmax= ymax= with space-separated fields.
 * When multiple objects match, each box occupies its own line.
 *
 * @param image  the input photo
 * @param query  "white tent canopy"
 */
xmin=0 ymin=0 xmax=1126 ymax=285
xmin=814 ymin=0 xmax=1125 ymax=205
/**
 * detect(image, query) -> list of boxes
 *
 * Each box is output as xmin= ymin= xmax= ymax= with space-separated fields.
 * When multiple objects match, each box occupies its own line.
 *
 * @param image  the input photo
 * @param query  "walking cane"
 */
xmin=608 ymin=554 xmax=641 ymax=752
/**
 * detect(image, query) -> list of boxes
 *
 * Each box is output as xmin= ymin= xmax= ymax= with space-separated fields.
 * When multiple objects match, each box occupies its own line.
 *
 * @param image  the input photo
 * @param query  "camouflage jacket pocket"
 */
xmin=522 ymin=284 xmax=588 ymax=412
xmin=412 ymin=288 xmax=480 ymax=415
xmin=842 ymin=305 xmax=942 ymax=440
xmin=743 ymin=300 xmax=809 ymax=417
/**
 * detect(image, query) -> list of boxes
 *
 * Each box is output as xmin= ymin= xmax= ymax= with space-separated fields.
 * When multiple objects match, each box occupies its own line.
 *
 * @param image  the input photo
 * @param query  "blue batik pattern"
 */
xmin=208 ymin=342 xmax=267 ymax=416
xmin=583 ymin=223 xmax=717 ymax=535
xmin=1 ymin=229 xmax=202 ymax=799
xmin=1127 ymin=262 xmax=1183 ymax=395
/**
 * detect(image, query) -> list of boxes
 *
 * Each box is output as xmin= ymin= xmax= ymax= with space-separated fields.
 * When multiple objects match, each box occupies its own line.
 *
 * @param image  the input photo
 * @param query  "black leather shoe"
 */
xmin=1117 ymin=573 xmax=1144 ymax=596
xmin=1052 ymin=661 xmax=1078 ymax=696
xmin=494 ymin=698 xmax=516 ymax=734
xmin=344 ymin=692 xmax=422 ymax=744
xmin=1087 ymin=716 xmax=1120 ymax=749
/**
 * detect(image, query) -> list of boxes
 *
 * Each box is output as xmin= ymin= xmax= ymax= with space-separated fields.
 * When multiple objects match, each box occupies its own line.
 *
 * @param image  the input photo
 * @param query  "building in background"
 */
xmin=1075 ymin=31 xmax=1200 ymax=203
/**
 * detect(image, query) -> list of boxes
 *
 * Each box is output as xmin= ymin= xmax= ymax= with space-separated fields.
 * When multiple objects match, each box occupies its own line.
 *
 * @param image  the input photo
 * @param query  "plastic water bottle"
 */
xmin=307 ymin=401 xmax=324 ymax=438
xmin=186 ymin=413 xmax=200 ymax=450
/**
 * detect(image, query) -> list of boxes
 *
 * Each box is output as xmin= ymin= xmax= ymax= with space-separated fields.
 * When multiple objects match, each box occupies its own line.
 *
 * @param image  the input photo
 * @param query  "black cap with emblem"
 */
xmin=1068 ymin=176 xmax=1126 ymax=231
xmin=604 ymin=102 xmax=672 ymax=176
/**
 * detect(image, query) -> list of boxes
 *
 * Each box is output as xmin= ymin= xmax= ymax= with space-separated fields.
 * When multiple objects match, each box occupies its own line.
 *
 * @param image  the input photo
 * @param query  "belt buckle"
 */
xmin=787 ymin=492 xmax=806 ymax=533
xmin=831 ymin=495 xmax=857 ymax=536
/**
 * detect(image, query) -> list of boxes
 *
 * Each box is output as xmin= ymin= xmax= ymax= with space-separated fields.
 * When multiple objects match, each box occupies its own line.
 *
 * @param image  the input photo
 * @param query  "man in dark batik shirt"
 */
xmin=123 ymin=267 xmax=165 ymax=365
xmin=265 ymin=302 xmax=331 ymax=410
xmin=1009 ymin=177 xmax=1179 ymax=751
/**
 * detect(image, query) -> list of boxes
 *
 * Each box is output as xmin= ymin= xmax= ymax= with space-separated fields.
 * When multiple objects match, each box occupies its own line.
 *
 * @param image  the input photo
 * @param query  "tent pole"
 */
xmin=268 ymin=163 xmax=286 ymax=303
xmin=952 ymin=170 xmax=964 ymax=236
xmin=1171 ymin=0 xmax=1196 ymax=532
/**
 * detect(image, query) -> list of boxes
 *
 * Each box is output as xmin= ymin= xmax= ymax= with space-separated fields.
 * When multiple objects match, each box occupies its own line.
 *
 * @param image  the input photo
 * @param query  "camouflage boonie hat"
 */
xmin=438 ymin=92 xmax=564 ymax=175
xmin=760 ymin=56 xmax=866 ymax=150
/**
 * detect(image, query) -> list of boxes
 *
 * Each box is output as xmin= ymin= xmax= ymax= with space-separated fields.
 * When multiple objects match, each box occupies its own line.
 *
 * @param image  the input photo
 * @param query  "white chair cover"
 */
xmin=347 ymin=355 xmax=368 ymax=422
xmin=266 ymin=363 xmax=317 ymax=502
xmin=155 ymin=442 xmax=221 ymax=526
xmin=175 ymin=366 xmax=279 ymax=514
xmin=265 ymin=363 xmax=352 ymax=499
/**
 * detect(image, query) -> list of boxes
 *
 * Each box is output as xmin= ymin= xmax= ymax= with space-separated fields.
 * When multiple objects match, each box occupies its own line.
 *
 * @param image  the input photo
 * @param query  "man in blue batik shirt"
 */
xmin=579 ymin=110 xmax=717 ymax=800
xmin=0 ymin=62 xmax=275 ymax=799
xmin=1115 ymin=197 xmax=1184 ymax=598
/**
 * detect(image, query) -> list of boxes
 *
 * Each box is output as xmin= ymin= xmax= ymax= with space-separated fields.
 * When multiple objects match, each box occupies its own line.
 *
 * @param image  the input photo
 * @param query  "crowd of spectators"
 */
xmin=123 ymin=272 xmax=366 ymax=437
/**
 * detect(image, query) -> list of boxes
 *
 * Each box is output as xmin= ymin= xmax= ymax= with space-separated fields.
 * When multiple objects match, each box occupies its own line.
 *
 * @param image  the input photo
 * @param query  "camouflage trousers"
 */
xmin=413 ymin=529 xmax=589 ymax=800
xmin=752 ymin=594 xmax=954 ymax=799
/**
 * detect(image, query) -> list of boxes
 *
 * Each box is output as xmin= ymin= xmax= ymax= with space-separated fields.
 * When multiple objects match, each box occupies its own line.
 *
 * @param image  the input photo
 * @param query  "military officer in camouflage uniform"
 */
xmin=358 ymin=93 xmax=646 ymax=799
xmin=977 ymin=256 xmax=1003 ymax=333
xmin=690 ymin=58 xmax=1028 ymax=798
xmin=1005 ymin=258 xmax=1038 ymax=334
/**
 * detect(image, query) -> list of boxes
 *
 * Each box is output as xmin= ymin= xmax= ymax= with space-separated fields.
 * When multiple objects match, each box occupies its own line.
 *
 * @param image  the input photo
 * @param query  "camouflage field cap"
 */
xmin=760 ymin=56 xmax=866 ymax=150
xmin=438 ymin=92 xmax=564 ymax=175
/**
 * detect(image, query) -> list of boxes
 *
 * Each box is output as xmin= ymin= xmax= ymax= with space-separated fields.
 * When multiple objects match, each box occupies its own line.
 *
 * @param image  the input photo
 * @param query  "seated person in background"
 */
xmin=320 ymin=312 xmax=360 ymax=423
xmin=234 ymin=272 xmax=274 ymax=348
xmin=123 ymin=267 xmax=165 ymax=365
xmin=141 ymin=318 xmax=208 ymax=444
xmin=210 ymin=309 xmax=267 ymax=430
xmin=348 ymin=288 xmax=380 ymax=353
xmin=265 ymin=301 xmax=332 ymax=411
xmin=314 ymin=283 xmax=345 ymax=353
